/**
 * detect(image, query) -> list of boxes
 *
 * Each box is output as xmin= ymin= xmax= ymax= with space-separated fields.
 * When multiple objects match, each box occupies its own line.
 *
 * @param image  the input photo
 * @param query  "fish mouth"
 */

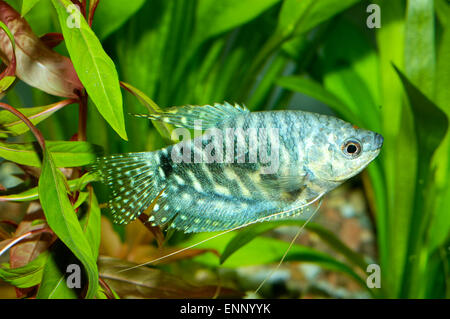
xmin=375 ymin=133 xmax=384 ymax=150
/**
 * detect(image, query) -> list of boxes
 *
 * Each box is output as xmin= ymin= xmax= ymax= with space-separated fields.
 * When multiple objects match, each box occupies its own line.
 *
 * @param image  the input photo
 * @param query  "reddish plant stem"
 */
xmin=72 ymin=0 xmax=86 ymax=18
xmin=98 ymin=277 xmax=115 ymax=299
xmin=0 ymin=226 xmax=52 ymax=257
xmin=81 ymin=0 xmax=87 ymax=17
xmin=0 ymin=103 xmax=46 ymax=149
xmin=88 ymin=0 xmax=100 ymax=27
xmin=78 ymin=92 xmax=88 ymax=141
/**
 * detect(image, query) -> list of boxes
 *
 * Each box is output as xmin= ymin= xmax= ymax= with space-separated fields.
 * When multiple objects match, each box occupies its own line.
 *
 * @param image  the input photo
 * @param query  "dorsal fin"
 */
xmin=133 ymin=102 xmax=249 ymax=129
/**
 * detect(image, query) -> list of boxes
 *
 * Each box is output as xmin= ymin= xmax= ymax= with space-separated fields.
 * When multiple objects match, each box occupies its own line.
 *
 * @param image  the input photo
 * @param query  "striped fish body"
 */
xmin=94 ymin=103 xmax=383 ymax=232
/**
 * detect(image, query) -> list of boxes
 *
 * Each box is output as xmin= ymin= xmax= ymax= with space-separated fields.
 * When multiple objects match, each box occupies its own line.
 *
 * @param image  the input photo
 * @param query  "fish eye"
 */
xmin=342 ymin=139 xmax=362 ymax=158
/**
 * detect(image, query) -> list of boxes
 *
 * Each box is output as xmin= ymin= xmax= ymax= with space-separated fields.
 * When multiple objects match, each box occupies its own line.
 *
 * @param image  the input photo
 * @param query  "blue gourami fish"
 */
xmin=92 ymin=103 xmax=383 ymax=233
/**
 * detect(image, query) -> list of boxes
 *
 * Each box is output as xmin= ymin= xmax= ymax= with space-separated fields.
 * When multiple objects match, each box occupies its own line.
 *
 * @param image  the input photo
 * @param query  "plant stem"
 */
xmin=0 ymin=103 xmax=46 ymax=149
xmin=78 ymin=92 xmax=88 ymax=141
xmin=88 ymin=0 xmax=100 ymax=27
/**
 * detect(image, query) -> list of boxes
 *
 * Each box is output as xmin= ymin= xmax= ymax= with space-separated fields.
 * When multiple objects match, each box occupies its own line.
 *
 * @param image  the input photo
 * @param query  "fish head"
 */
xmin=305 ymin=115 xmax=383 ymax=184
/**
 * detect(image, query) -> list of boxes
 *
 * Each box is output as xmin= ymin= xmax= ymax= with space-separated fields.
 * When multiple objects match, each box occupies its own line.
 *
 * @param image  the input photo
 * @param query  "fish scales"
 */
xmin=93 ymin=103 xmax=383 ymax=232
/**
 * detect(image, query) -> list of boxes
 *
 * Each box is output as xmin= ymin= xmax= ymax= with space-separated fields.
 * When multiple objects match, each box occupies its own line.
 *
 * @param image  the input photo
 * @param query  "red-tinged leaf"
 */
xmin=0 ymin=19 xmax=16 ymax=84
xmin=8 ymin=202 xmax=52 ymax=298
xmin=9 ymin=203 xmax=52 ymax=268
xmin=0 ymin=1 xmax=83 ymax=98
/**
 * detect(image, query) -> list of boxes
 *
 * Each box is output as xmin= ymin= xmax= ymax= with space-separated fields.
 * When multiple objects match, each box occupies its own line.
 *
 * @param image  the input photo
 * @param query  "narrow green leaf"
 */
xmin=38 ymin=149 xmax=98 ymax=298
xmin=276 ymin=0 xmax=360 ymax=38
xmin=0 ymin=19 xmax=15 ymax=50
xmin=0 ymin=173 xmax=99 ymax=202
xmin=276 ymin=76 xmax=356 ymax=122
xmin=0 ymin=140 xmax=102 ymax=167
xmin=0 ymin=75 xmax=15 ymax=92
xmin=120 ymin=81 xmax=174 ymax=141
xmin=92 ymin=0 xmax=146 ymax=40
xmin=73 ymin=191 xmax=89 ymax=210
xmin=0 ymin=252 xmax=48 ymax=288
xmin=0 ymin=100 xmax=75 ymax=137
xmin=194 ymin=0 xmax=281 ymax=45
xmin=80 ymin=189 xmax=101 ymax=261
xmin=51 ymin=0 xmax=127 ymax=140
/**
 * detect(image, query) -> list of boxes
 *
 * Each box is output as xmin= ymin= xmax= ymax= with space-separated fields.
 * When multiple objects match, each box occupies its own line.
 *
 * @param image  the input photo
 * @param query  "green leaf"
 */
xmin=0 ymin=100 xmax=75 ymax=137
xmin=21 ymin=0 xmax=41 ymax=16
xmin=220 ymin=220 xmax=368 ymax=271
xmin=394 ymin=66 xmax=448 ymax=168
xmin=194 ymin=0 xmax=281 ymax=45
xmin=36 ymin=242 xmax=78 ymax=299
xmin=0 ymin=252 xmax=48 ymax=288
xmin=0 ymin=140 xmax=102 ymax=167
xmin=0 ymin=173 xmax=99 ymax=202
xmin=275 ymin=0 xmax=360 ymax=39
xmin=276 ymin=76 xmax=356 ymax=122
xmin=51 ymin=0 xmax=127 ymax=140
xmin=38 ymin=148 xmax=98 ymax=298
xmin=184 ymin=232 xmax=367 ymax=290
xmin=0 ymin=75 xmax=15 ymax=93
xmin=0 ymin=19 xmax=15 ymax=50
xmin=394 ymin=65 xmax=448 ymax=297
xmin=120 ymin=81 xmax=174 ymax=141
xmin=404 ymin=0 xmax=436 ymax=98
xmin=92 ymin=0 xmax=146 ymax=40
xmin=319 ymin=19 xmax=381 ymax=131
xmin=80 ymin=189 xmax=101 ymax=261
xmin=73 ymin=191 xmax=89 ymax=210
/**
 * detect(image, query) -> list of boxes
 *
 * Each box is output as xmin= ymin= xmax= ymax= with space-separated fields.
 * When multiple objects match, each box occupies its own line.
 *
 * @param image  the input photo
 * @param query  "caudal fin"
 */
xmin=91 ymin=152 xmax=163 ymax=224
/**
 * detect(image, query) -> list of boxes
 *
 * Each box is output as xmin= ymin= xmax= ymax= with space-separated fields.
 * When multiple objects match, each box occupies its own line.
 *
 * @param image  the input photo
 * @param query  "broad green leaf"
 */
xmin=21 ymin=0 xmax=41 ymax=16
xmin=184 ymin=232 xmax=367 ymax=290
xmin=0 ymin=140 xmax=102 ymax=167
xmin=38 ymin=149 xmax=98 ymax=298
xmin=220 ymin=220 xmax=368 ymax=271
xmin=0 ymin=100 xmax=75 ymax=136
xmin=0 ymin=172 xmax=99 ymax=202
xmin=373 ymin=0 xmax=407 ymax=297
xmin=394 ymin=66 xmax=448 ymax=174
xmin=276 ymin=76 xmax=356 ymax=122
xmin=36 ymin=242 xmax=78 ymax=299
xmin=405 ymin=0 xmax=435 ymax=98
xmin=276 ymin=0 xmax=360 ymax=39
xmin=92 ymin=0 xmax=146 ymax=40
xmin=51 ymin=0 xmax=127 ymax=140
xmin=435 ymin=0 xmax=450 ymax=26
xmin=428 ymin=2 xmax=450 ymax=253
xmin=394 ymin=65 xmax=448 ymax=297
xmin=0 ymin=251 xmax=48 ymax=288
